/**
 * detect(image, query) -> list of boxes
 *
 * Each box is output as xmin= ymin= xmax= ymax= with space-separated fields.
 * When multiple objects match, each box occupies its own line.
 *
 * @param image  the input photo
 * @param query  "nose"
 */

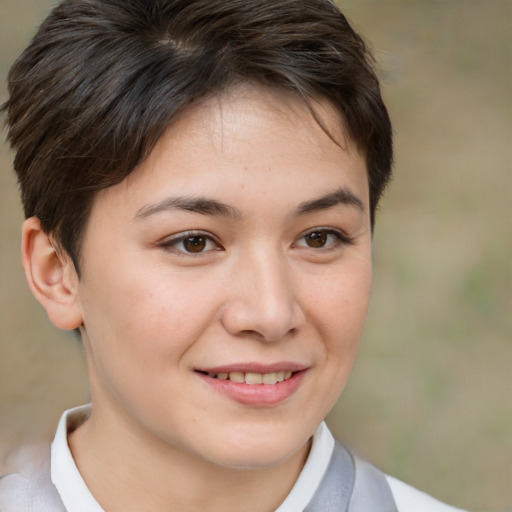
xmin=220 ymin=250 xmax=305 ymax=342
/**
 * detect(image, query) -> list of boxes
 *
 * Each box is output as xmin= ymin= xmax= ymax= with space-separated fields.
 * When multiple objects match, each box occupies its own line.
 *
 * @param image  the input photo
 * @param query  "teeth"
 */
xmin=245 ymin=372 xmax=263 ymax=385
xmin=262 ymin=372 xmax=278 ymax=384
xmin=206 ymin=370 xmax=295 ymax=384
xmin=229 ymin=372 xmax=245 ymax=383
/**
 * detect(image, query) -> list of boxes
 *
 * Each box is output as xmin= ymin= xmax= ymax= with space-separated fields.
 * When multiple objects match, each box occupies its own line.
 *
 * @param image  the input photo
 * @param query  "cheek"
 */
xmin=308 ymin=259 xmax=372 ymax=344
xmin=315 ymin=264 xmax=372 ymax=400
xmin=80 ymin=263 xmax=223 ymax=371
xmin=79 ymin=279 xmax=189 ymax=415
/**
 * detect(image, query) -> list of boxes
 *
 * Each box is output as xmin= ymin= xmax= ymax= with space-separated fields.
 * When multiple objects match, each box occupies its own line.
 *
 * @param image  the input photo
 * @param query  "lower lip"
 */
xmin=197 ymin=370 xmax=307 ymax=406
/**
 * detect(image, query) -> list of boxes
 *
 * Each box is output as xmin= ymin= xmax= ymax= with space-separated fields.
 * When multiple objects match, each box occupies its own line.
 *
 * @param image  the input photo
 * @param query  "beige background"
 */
xmin=1 ymin=1 xmax=510 ymax=510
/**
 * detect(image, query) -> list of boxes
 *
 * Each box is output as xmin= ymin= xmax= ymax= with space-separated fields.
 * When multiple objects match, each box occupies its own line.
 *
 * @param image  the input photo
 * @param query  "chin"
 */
xmin=198 ymin=422 xmax=313 ymax=470
xmin=212 ymin=445 xmax=305 ymax=471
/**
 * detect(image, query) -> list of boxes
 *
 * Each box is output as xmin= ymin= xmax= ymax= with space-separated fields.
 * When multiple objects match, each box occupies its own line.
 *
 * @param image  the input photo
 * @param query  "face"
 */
xmin=74 ymin=87 xmax=372 ymax=469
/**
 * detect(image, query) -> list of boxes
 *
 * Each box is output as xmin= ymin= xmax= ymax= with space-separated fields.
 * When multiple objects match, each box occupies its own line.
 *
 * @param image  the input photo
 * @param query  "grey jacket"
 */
xmin=0 ymin=442 xmax=398 ymax=511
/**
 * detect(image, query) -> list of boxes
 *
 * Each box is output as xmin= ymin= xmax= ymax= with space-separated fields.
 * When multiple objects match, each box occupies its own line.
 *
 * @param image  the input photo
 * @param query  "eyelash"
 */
xmin=159 ymin=231 xmax=222 ymax=255
xmin=159 ymin=227 xmax=354 ymax=256
xmin=294 ymin=227 xmax=355 ymax=250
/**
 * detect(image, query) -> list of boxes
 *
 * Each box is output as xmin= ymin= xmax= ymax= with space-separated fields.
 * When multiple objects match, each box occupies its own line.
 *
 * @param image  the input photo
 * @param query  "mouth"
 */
xmin=195 ymin=365 xmax=307 ymax=406
xmin=197 ymin=370 xmax=295 ymax=385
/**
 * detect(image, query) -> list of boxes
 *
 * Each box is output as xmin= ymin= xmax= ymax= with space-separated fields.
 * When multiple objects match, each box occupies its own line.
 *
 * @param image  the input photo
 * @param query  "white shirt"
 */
xmin=51 ymin=405 xmax=465 ymax=512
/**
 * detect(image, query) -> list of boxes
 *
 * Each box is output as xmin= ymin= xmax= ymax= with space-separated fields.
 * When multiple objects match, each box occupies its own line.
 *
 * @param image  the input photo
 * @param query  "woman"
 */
xmin=0 ymin=1 xmax=466 ymax=510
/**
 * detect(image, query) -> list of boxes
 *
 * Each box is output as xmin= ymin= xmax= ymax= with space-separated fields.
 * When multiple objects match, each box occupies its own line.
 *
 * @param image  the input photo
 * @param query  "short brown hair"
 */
xmin=3 ymin=0 xmax=392 ymax=270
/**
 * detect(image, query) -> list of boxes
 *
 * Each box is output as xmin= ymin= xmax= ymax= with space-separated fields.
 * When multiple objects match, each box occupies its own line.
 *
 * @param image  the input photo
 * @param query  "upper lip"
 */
xmin=196 ymin=362 xmax=308 ymax=374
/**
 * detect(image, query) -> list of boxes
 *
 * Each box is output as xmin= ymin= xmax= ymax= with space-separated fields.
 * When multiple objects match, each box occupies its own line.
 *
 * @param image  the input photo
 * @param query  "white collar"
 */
xmin=50 ymin=404 xmax=335 ymax=511
xmin=50 ymin=405 xmax=103 ymax=512
xmin=275 ymin=420 xmax=335 ymax=511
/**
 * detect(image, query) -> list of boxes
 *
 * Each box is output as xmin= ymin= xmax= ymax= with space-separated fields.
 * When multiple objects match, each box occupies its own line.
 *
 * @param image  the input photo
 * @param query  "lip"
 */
xmin=197 ymin=362 xmax=307 ymax=374
xmin=196 ymin=365 xmax=308 ymax=407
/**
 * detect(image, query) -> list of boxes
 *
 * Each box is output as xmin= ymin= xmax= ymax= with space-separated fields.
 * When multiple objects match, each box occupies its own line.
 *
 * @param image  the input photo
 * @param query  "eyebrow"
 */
xmin=295 ymin=188 xmax=365 ymax=215
xmin=134 ymin=196 xmax=242 ymax=221
xmin=134 ymin=187 xmax=364 ymax=222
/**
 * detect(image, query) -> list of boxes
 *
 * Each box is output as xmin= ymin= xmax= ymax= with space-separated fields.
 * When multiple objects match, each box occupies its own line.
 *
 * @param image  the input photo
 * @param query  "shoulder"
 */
xmin=386 ymin=475 xmax=467 ymax=512
xmin=344 ymin=443 xmax=467 ymax=512
xmin=0 ymin=444 xmax=65 ymax=512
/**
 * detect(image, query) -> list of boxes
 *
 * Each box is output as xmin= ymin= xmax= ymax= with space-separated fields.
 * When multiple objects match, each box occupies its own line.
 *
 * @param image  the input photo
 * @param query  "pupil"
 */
xmin=184 ymin=236 xmax=206 ymax=252
xmin=306 ymin=232 xmax=327 ymax=248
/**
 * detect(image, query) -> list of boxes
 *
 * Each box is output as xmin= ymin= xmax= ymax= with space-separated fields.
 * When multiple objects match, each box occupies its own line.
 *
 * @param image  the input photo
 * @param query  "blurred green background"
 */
xmin=0 ymin=1 xmax=510 ymax=510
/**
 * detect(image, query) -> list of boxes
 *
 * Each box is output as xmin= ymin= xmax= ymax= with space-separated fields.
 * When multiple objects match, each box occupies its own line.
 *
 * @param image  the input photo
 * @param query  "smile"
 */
xmin=196 ymin=367 xmax=307 ymax=406
xmin=204 ymin=371 xmax=294 ymax=385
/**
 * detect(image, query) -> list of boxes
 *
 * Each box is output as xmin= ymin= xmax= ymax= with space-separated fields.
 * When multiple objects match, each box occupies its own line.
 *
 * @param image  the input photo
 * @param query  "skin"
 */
xmin=22 ymin=86 xmax=372 ymax=511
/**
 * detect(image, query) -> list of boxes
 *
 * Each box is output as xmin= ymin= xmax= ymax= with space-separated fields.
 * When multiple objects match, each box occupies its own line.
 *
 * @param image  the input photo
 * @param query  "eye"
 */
xmin=160 ymin=232 xmax=221 ymax=254
xmin=294 ymin=228 xmax=353 ymax=249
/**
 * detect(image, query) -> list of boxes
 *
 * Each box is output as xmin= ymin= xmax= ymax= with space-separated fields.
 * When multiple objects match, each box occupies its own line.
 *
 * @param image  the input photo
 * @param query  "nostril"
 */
xmin=219 ymin=287 xmax=304 ymax=342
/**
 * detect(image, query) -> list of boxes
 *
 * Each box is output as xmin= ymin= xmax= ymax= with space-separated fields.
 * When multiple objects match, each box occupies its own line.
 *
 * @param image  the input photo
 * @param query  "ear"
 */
xmin=21 ymin=217 xmax=83 ymax=330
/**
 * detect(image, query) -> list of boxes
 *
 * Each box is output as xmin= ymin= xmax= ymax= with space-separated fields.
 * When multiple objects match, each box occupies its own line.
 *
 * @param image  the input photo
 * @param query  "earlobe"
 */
xmin=21 ymin=217 xmax=83 ymax=330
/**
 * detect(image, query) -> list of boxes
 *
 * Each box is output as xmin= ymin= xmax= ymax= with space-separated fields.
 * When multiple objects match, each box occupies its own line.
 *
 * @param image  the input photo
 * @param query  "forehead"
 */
xmin=89 ymin=86 xmax=369 ymax=222
xmin=160 ymin=86 xmax=355 ymax=160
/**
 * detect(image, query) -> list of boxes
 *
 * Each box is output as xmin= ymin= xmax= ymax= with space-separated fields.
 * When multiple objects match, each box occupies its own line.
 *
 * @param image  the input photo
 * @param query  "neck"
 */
xmin=68 ymin=404 xmax=310 ymax=512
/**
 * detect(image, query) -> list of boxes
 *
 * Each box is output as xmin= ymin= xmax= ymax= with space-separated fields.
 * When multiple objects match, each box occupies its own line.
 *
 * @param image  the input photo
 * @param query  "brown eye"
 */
xmin=294 ymin=229 xmax=352 ymax=251
xmin=183 ymin=236 xmax=207 ymax=253
xmin=161 ymin=232 xmax=219 ymax=254
xmin=305 ymin=231 xmax=328 ymax=248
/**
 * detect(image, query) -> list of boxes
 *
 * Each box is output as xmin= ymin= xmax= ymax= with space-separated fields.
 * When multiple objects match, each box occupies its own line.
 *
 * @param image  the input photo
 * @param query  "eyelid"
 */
xmin=294 ymin=227 xmax=356 ymax=248
xmin=159 ymin=230 xmax=223 ymax=254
